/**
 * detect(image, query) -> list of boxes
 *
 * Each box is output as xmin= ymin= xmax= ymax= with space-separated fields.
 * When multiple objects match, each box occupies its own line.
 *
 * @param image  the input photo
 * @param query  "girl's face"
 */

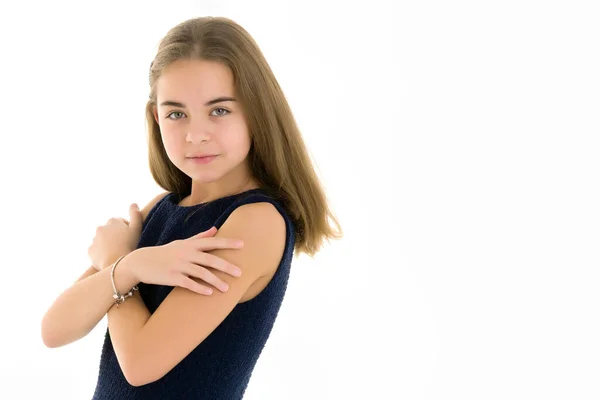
xmin=153 ymin=59 xmax=252 ymax=184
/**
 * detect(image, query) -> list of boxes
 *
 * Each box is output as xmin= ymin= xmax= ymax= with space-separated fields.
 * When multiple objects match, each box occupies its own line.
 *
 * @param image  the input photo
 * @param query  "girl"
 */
xmin=41 ymin=16 xmax=342 ymax=399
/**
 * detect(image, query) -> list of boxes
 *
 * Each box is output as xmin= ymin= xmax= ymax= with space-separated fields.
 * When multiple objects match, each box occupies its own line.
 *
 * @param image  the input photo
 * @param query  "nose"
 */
xmin=186 ymin=131 xmax=210 ymax=143
xmin=185 ymin=122 xmax=211 ymax=143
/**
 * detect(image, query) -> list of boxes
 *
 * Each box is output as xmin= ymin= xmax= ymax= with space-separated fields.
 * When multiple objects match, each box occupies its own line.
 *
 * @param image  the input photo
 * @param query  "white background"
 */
xmin=0 ymin=1 xmax=599 ymax=399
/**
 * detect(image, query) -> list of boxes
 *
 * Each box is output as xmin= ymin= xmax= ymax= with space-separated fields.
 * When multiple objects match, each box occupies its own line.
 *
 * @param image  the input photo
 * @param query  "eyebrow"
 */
xmin=159 ymin=97 xmax=237 ymax=108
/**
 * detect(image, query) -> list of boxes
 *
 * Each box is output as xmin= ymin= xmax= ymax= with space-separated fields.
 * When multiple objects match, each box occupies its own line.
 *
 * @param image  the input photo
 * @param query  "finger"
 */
xmin=192 ymin=226 xmax=217 ymax=239
xmin=193 ymin=252 xmax=243 ymax=278
xmin=185 ymin=263 xmax=231 ymax=292
xmin=195 ymin=237 xmax=244 ymax=251
xmin=178 ymin=275 xmax=214 ymax=295
xmin=129 ymin=203 xmax=143 ymax=234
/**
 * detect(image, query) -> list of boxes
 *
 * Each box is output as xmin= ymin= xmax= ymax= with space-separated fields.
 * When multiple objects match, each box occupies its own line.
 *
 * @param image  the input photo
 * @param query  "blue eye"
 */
xmin=167 ymin=111 xmax=185 ymax=120
xmin=211 ymin=108 xmax=230 ymax=116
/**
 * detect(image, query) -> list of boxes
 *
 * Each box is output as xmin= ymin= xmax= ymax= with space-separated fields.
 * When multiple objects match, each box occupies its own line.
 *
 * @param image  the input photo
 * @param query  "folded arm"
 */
xmin=106 ymin=202 xmax=286 ymax=387
xmin=40 ymin=192 xmax=168 ymax=348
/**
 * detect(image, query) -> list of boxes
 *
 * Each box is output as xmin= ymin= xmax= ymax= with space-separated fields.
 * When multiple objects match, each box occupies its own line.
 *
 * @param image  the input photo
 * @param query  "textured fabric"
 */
xmin=91 ymin=188 xmax=295 ymax=399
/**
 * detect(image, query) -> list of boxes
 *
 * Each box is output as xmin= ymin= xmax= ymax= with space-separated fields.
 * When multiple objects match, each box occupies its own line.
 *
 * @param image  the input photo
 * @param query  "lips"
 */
xmin=187 ymin=154 xmax=217 ymax=158
xmin=187 ymin=154 xmax=218 ymax=164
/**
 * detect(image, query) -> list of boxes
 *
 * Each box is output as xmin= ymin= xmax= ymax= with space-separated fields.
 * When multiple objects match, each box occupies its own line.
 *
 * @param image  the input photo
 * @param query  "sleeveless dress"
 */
xmin=92 ymin=188 xmax=296 ymax=399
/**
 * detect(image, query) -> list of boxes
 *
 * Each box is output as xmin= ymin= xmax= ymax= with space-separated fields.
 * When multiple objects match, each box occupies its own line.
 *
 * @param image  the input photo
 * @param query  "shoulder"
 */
xmin=218 ymin=201 xmax=287 ymax=277
xmin=140 ymin=191 xmax=170 ymax=222
xmin=229 ymin=200 xmax=285 ymax=224
xmin=227 ymin=202 xmax=286 ymax=239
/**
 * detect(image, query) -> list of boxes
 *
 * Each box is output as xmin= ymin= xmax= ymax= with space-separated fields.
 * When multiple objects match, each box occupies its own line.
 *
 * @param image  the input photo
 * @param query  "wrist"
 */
xmin=113 ymin=252 xmax=141 ymax=293
xmin=102 ymin=249 xmax=135 ymax=270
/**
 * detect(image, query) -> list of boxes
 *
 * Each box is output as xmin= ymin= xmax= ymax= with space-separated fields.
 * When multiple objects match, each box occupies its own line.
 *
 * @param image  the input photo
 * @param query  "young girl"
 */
xmin=41 ymin=16 xmax=342 ymax=399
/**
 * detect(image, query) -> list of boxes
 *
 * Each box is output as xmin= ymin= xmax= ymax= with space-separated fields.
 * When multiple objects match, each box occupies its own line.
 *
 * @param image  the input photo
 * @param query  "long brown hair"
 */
xmin=145 ymin=16 xmax=342 ymax=257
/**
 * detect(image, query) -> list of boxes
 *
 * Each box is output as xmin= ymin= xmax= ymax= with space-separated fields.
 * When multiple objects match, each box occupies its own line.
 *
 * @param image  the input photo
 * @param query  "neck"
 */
xmin=184 ymin=165 xmax=260 ymax=206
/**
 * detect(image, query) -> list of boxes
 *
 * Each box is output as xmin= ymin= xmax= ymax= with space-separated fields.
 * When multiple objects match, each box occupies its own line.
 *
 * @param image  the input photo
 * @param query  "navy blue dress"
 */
xmin=92 ymin=188 xmax=296 ymax=399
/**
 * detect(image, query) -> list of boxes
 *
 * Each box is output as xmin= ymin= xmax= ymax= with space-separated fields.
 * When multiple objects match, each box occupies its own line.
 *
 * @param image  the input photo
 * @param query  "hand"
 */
xmin=88 ymin=203 xmax=143 ymax=271
xmin=121 ymin=227 xmax=244 ymax=295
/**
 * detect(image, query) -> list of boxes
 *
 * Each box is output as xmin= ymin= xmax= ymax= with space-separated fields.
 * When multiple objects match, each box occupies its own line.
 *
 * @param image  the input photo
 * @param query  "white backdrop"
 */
xmin=1 ymin=1 xmax=599 ymax=399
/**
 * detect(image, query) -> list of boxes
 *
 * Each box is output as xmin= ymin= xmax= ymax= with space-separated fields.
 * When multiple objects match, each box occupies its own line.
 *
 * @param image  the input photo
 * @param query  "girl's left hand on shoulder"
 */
xmin=88 ymin=203 xmax=143 ymax=271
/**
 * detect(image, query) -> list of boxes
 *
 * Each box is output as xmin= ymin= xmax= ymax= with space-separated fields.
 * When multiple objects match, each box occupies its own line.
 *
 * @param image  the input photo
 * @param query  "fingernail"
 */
xmin=237 ymin=241 xmax=244 ymax=247
xmin=234 ymin=268 xmax=242 ymax=277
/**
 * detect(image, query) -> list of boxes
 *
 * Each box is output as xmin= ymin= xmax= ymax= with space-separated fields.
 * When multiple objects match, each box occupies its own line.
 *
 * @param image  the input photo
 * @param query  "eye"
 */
xmin=166 ymin=111 xmax=185 ymax=120
xmin=211 ymin=108 xmax=230 ymax=117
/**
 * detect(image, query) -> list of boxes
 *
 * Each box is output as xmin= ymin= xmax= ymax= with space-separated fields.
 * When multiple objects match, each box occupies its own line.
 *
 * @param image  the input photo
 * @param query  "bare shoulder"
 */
xmin=140 ymin=191 xmax=170 ymax=222
xmin=220 ymin=202 xmax=287 ymax=278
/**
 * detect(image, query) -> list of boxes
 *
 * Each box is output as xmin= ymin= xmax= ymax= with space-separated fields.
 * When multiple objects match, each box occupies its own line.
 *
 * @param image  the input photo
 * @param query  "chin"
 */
xmin=187 ymin=167 xmax=228 ymax=181
xmin=186 ymin=172 xmax=222 ymax=182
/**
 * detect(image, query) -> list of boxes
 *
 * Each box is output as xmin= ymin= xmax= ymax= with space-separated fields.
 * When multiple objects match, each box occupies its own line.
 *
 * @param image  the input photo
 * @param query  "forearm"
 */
xmin=98 ymin=253 xmax=153 ymax=384
xmin=107 ymin=285 xmax=151 ymax=382
xmin=41 ymin=259 xmax=140 ymax=348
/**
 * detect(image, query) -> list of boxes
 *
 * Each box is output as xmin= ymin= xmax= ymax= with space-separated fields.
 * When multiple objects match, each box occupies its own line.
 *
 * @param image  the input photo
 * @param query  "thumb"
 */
xmin=129 ymin=203 xmax=143 ymax=233
xmin=193 ymin=226 xmax=217 ymax=239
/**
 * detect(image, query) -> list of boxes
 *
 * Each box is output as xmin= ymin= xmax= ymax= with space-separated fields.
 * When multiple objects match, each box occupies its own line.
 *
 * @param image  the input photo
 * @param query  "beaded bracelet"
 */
xmin=110 ymin=254 xmax=139 ymax=307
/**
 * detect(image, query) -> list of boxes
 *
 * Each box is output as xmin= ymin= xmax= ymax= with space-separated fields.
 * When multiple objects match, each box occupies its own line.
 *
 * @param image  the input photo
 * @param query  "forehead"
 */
xmin=156 ymin=59 xmax=235 ymax=103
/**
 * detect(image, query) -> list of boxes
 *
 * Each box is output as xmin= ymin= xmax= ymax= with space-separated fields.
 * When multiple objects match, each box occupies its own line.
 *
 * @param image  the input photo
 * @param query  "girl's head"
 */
xmin=146 ymin=16 xmax=342 ymax=257
xmin=151 ymin=58 xmax=253 ymax=188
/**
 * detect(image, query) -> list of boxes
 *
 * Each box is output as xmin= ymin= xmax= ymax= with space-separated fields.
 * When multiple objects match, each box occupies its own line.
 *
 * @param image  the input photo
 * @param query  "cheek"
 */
xmin=223 ymin=134 xmax=251 ymax=160
xmin=226 ymin=121 xmax=251 ymax=152
xmin=160 ymin=128 xmax=183 ymax=156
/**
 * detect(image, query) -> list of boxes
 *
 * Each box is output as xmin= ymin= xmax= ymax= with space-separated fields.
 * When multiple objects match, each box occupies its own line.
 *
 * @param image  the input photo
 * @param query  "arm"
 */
xmin=106 ymin=202 xmax=285 ymax=387
xmin=40 ymin=192 xmax=168 ymax=348
xmin=41 ymin=261 xmax=142 ymax=348
xmin=74 ymin=265 xmax=101 ymax=284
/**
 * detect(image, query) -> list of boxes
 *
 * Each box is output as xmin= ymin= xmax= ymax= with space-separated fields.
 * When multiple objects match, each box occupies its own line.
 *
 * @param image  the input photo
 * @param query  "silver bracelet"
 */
xmin=110 ymin=254 xmax=139 ymax=307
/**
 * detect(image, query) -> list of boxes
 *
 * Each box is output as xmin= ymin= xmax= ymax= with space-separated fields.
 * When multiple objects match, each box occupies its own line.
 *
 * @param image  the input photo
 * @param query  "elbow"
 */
xmin=122 ymin=353 xmax=163 ymax=387
xmin=123 ymin=367 xmax=152 ymax=388
xmin=41 ymin=331 xmax=63 ymax=349
xmin=41 ymin=333 xmax=58 ymax=349
xmin=123 ymin=365 xmax=162 ymax=388
xmin=124 ymin=373 xmax=145 ymax=388
xmin=123 ymin=363 xmax=149 ymax=387
xmin=42 ymin=335 xmax=59 ymax=349
xmin=41 ymin=315 xmax=61 ymax=348
xmin=40 ymin=314 xmax=78 ymax=348
xmin=120 ymin=348 xmax=143 ymax=386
